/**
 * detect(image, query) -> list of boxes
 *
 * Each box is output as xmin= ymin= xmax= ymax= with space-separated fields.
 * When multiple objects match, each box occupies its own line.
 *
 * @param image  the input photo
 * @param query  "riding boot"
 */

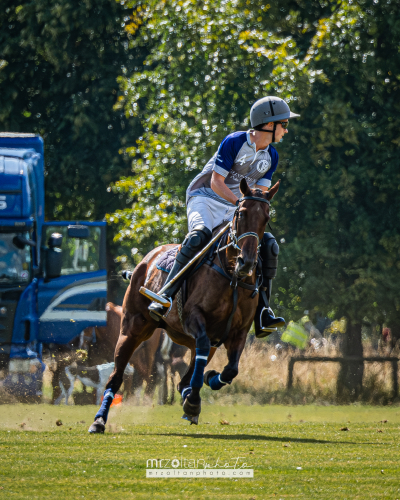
xmin=254 ymin=233 xmax=285 ymax=338
xmin=148 ymin=257 xmax=190 ymax=321
xmin=148 ymin=225 xmax=212 ymax=322
xmin=254 ymin=281 xmax=285 ymax=338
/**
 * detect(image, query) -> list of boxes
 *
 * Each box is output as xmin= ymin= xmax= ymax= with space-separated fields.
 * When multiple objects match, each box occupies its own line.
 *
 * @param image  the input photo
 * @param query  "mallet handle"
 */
xmin=139 ymin=221 xmax=231 ymax=303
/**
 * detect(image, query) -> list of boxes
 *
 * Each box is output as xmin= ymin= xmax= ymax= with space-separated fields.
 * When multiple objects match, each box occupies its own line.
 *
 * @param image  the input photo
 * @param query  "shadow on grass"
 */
xmin=153 ymin=433 xmax=377 ymax=446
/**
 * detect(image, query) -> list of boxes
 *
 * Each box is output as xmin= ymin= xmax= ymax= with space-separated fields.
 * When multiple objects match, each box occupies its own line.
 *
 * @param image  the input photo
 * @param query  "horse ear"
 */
xmin=267 ymin=180 xmax=280 ymax=201
xmin=240 ymin=178 xmax=251 ymax=196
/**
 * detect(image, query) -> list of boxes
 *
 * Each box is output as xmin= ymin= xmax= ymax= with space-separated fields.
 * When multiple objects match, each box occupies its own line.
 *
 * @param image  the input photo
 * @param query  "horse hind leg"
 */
xmin=88 ymin=313 xmax=154 ymax=434
xmin=204 ymin=334 xmax=245 ymax=391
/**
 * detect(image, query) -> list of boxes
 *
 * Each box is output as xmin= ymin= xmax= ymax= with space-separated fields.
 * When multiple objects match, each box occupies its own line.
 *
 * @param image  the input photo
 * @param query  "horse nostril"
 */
xmin=236 ymin=256 xmax=254 ymax=276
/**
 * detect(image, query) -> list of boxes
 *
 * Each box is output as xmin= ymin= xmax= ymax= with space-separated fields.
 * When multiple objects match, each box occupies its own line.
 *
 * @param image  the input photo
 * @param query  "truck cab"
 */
xmin=0 ymin=133 xmax=107 ymax=400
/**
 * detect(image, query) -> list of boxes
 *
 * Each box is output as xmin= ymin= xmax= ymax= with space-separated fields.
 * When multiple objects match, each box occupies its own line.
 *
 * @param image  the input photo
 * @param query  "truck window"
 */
xmin=0 ymin=232 xmax=31 ymax=284
xmin=43 ymin=225 xmax=101 ymax=275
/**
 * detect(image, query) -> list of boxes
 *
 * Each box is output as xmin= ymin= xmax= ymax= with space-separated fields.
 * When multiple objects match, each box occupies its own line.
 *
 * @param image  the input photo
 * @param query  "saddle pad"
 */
xmin=156 ymin=246 xmax=179 ymax=273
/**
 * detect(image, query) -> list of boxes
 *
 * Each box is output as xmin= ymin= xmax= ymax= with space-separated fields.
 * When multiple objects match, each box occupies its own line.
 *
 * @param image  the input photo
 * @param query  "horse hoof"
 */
xmin=182 ymin=396 xmax=201 ymax=418
xmin=182 ymin=413 xmax=199 ymax=425
xmin=88 ymin=417 xmax=105 ymax=434
xmin=204 ymin=370 xmax=219 ymax=387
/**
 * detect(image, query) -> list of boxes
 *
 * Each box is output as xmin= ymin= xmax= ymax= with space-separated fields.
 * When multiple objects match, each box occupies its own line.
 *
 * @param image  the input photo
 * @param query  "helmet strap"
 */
xmin=252 ymin=123 xmax=277 ymax=143
xmin=253 ymin=125 xmax=273 ymax=134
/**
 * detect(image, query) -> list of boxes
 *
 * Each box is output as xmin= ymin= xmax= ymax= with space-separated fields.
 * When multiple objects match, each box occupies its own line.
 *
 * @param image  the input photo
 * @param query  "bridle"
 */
xmin=218 ymin=195 xmax=271 ymax=253
xmin=215 ymin=194 xmax=271 ymax=287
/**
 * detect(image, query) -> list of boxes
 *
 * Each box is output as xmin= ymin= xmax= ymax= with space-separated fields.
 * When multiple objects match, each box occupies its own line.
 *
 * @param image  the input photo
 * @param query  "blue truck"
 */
xmin=0 ymin=133 xmax=107 ymax=401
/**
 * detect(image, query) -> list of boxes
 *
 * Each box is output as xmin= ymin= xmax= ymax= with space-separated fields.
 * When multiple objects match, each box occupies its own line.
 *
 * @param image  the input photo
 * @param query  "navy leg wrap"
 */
xmin=94 ymin=388 xmax=114 ymax=423
xmin=181 ymin=386 xmax=192 ymax=399
xmin=209 ymin=372 xmax=230 ymax=391
xmin=189 ymin=348 xmax=209 ymax=389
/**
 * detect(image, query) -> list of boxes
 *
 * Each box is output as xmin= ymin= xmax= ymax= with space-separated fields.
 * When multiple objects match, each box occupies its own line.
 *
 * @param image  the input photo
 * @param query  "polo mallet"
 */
xmin=139 ymin=221 xmax=231 ymax=305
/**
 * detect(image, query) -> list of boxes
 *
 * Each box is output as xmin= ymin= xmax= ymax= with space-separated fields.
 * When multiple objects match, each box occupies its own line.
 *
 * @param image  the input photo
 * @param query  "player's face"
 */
xmin=276 ymin=120 xmax=289 ymax=141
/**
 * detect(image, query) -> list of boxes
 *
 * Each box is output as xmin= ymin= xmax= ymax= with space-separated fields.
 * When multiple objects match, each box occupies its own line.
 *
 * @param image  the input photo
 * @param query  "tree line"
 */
xmin=2 ymin=0 xmax=400 ymax=386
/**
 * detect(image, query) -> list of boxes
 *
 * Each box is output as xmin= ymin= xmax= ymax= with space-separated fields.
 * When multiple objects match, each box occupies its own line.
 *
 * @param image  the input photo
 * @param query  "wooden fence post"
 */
xmin=287 ymin=357 xmax=295 ymax=389
xmin=391 ymin=359 xmax=398 ymax=400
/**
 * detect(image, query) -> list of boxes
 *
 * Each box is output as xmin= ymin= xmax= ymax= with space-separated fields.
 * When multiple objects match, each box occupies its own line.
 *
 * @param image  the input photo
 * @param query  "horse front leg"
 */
xmin=88 ymin=312 xmax=154 ymax=434
xmin=180 ymin=314 xmax=215 ymax=425
xmin=204 ymin=330 xmax=247 ymax=391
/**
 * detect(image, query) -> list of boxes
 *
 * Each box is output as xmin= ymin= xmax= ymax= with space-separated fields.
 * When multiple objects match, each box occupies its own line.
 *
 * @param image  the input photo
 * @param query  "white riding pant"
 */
xmin=187 ymin=196 xmax=236 ymax=233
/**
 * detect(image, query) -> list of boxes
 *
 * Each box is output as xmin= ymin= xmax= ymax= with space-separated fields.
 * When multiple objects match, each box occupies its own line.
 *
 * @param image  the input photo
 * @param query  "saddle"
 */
xmin=155 ymin=246 xmax=180 ymax=273
xmin=154 ymin=244 xmax=208 ymax=329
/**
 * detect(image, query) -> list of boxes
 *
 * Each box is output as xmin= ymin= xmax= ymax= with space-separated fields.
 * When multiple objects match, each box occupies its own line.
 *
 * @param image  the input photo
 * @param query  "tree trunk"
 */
xmin=389 ymin=322 xmax=400 ymax=351
xmin=337 ymin=322 xmax=364 ymax=402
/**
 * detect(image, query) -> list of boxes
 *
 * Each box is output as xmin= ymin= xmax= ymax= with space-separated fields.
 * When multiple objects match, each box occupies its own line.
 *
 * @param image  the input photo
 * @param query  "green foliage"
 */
xmin=108 ymin=0 xmax=400 ymax=327
xmin=273 ymin=0 xmax=400 ymax=325
xmin=109 ymin=0 xmax=323 ymax=257
xmin=2 ymin=0 xmax=399 ymax=326
xmin=0 ymin=0 xmax=140 ymax=221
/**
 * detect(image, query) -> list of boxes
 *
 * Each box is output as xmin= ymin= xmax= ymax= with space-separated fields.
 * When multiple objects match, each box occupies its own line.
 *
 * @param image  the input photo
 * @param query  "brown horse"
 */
xmin=89 ymin=179 xmax=280 ymax=432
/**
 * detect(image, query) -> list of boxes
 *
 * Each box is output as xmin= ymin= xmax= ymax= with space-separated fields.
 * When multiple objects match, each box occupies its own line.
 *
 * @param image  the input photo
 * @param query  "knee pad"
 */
xmin=260 ymin=232 xmax=279 ymax=279
xmin=178 ymin=225 xmax=212 ymax=262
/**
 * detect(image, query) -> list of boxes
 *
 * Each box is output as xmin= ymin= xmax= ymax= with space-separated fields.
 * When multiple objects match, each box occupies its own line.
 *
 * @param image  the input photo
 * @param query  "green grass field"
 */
xmin=1 ymin=403 xmax=399 ymax=499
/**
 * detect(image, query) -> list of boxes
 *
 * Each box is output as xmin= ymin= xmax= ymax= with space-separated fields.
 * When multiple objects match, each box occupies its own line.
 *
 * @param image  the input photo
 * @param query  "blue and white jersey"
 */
xmin=186 ymin=130 xmax=278 ymax=206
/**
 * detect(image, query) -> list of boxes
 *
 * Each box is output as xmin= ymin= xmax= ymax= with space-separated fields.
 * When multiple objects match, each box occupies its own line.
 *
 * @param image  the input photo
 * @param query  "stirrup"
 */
xmin=148 ymin=300 xmax=168 ymax=321
xmin=263 ymin=306 xmax=285 ymax=327
xmin=255 ymin=307 xmax=285 ymax=338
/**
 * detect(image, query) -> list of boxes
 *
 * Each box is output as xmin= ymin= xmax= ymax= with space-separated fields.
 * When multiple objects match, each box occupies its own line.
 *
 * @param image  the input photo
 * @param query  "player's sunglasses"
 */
xmin=276 ymin=121 xmax=289 ymax=129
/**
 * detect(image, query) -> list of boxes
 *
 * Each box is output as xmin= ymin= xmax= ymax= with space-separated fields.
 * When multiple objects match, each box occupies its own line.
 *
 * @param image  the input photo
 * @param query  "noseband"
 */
xmin=218 ymin=195 xmax=271 ymax=253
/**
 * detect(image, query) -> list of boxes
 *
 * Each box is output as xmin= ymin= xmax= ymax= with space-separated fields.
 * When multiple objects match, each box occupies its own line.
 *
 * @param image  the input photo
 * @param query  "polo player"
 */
xmin=148 ymin=96 xmax=300 ymax=337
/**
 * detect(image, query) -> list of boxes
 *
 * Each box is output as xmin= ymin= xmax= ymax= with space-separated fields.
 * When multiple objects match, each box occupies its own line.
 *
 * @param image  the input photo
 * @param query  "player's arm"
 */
xmin=210 ymin=134 xmax=244 ymax=205
xmin=211 ymin=171 xmax=238 ymax=205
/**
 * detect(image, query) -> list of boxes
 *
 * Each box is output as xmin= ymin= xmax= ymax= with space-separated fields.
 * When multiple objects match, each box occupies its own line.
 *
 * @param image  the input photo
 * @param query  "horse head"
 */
xmin=233 ymin=178 xmax=280 ymax=278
